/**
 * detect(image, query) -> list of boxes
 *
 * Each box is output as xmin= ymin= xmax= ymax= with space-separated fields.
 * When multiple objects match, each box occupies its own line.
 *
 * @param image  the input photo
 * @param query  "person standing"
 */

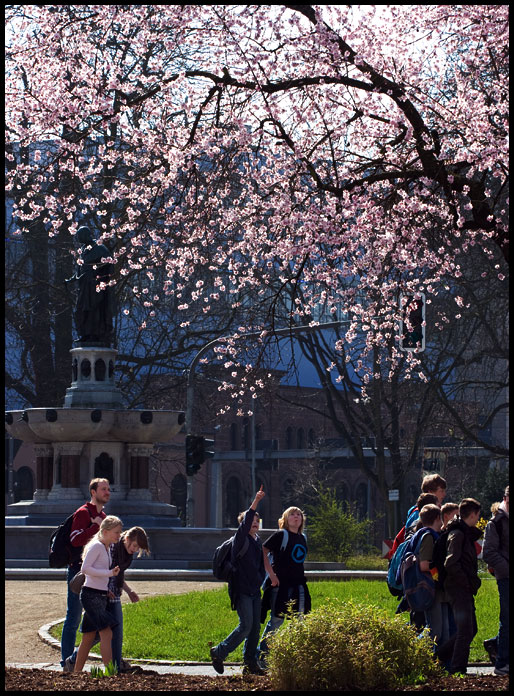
xmin=436 ymin=498 xmax=482 ymax=675
xmin=210 ymin=487 xmax=266 ymax=676
xmin=63 ymin=525 xmax=151 ymax=674
xmin=61 ymin=478 xmax=110 ymax=671
xmin=482 ymin=485 xmax=509 ymax=676
xmin=73 ymin=516 xmax=122 ymax=673
xmin=257 ymin=506 xmax=311 ymax=663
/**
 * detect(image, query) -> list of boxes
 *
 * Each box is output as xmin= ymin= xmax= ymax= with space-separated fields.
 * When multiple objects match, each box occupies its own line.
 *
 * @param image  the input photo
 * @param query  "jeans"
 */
xmin=212 ymin=592 xmax=261 ymax=665
xmin=60 ymin=564 xmax=83 ymax=667
xmin=495 ymin=578 xmax=509 ymax=669
xmin=437 ymin=591 xmax=477 ymax=674
xmin=68 ymin=598 xmax=123 ymax=670
xmin=258 ymin=585 xmax=305 ymax=658
xmin=425 ymin=600 xmax=451 ymax=648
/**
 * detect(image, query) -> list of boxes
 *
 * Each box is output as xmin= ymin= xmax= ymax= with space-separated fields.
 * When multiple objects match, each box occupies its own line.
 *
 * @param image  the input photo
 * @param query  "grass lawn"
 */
xmin=51 ymin=575 xmax=499 ymax=664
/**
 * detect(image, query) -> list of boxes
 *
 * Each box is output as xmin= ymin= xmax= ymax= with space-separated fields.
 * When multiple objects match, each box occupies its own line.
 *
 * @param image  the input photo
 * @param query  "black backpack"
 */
xmin=212 ymin=535 xmax=250 ymax=581
xmin=429 ymin=528 xmax=451 ymax=588
xmin=49 ymin=512 xmax=82 ymax=568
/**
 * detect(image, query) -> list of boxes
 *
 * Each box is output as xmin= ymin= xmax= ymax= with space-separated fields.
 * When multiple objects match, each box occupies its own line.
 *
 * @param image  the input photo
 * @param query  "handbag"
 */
xmin=69 ymin=570 xmax=86 ymax=594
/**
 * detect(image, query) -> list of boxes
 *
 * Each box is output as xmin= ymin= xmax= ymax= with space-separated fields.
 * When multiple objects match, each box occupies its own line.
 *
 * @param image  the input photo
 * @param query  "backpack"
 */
xmin=430 ymin=528 xmax=451 ymax=589
xmin=400 ymin=550 xmax=436 ymax=613
xmin=48 ymin=513 xmax=80 ymax=568
xmin=387 ymin=538 xmax=411 ymax=597
xmin=212 ymin=535 xmax=250 ymax=581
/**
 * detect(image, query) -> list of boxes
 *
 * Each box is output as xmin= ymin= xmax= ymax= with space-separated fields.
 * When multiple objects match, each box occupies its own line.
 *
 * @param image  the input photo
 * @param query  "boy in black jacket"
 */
xmin=210 ymin=487 xmax=266 ymax=676
xmin=436 ymin=498 xmax=482 ymax=675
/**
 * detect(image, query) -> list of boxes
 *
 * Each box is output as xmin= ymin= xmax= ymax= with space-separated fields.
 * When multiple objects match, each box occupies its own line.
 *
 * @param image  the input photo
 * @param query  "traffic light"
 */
xmin=399 ymin=293 xmax=425 ymax=352
xmin=185 ymin=435 xmax=215 ymax=476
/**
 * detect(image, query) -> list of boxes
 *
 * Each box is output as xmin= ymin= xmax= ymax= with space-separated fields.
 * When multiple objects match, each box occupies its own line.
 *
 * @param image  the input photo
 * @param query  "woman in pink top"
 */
xmin=74 ymin=516 xmax=122 ymax=673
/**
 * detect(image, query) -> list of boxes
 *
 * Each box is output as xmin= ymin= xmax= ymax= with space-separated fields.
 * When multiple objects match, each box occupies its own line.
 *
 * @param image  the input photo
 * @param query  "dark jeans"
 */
xmin=436 ymin=590 xmax=477 ymax=674
xmin=212 ymin=592 xmax=261 ymax=665
xmin=495 ymin=578 xmax=509 ymax=669
xmin=60 ymin=564 xmax=83 ymax=666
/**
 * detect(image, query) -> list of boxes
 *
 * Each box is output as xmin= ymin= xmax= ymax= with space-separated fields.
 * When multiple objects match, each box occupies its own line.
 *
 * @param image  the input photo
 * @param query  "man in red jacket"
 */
xmin=61 ymin=478 xmax=110 ymax=670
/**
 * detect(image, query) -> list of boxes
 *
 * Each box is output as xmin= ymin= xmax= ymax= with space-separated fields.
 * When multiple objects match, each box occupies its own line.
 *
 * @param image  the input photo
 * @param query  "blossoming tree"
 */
xmin=6 ymin=5 xmax=508 ymax=395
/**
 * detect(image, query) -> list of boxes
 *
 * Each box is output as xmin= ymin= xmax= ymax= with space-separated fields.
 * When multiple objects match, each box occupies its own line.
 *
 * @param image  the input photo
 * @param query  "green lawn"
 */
xmin=51 ymin=576 xmax=499 ymax=663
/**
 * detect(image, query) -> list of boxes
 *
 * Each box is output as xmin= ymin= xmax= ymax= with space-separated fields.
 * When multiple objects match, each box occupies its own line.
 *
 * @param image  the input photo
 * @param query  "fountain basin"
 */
xmin=5 ymin=408 xmax=185 ymax=444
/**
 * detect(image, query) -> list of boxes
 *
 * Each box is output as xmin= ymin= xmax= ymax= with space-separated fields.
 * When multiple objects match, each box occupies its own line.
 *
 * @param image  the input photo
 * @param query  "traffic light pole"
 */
xmin=184 ymin=319 xmax=351 ymax=526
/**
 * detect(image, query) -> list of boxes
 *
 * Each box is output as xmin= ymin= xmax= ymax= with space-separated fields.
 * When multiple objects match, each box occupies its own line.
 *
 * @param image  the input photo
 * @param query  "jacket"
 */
xmin=443 ymin=517 xmax=482 ymax=596
xmin=482 ymin=509 xmax=509 ymax=580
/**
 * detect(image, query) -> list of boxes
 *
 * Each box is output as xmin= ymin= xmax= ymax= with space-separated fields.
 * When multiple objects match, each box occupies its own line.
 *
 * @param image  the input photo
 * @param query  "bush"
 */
xmin=307 ymin=488 xmax=376 ymax=562
xmin=266 ymin=601 xmax=443 ymax=691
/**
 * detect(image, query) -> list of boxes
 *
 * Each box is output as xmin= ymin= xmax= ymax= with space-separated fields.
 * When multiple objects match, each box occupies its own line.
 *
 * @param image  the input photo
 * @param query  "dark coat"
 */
xmin=443 ymin=517 xmax=482 ymax=597
xmin=482 ymin=509 xmax=509 ymax=580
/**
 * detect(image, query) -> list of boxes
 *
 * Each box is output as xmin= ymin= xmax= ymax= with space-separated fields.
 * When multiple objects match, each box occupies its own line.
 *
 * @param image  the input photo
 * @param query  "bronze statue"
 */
xmin=66 ymin=226 xmax=115 ymax=345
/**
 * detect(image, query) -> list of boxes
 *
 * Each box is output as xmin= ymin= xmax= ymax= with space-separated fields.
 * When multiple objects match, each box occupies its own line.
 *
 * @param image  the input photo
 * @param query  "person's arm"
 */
xmin=82 ymin=543 xmax=120 ymax=578
xmin=70 ymin=507 xmax=101 ymax=548
xmin=263 ymin=545 xmax=279 ymax=586
xmin=122 ymin=581 xmax=139 ymax=602
xmin=250 ymin=485 xmax=265 ymax=510
xmin=444 ymin=530 xmax=469 ymax=590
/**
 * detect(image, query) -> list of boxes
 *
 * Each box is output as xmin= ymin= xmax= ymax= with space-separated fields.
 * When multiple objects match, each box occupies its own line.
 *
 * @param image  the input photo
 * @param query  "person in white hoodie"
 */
xmin=73 ymin=516 xmax=122 ymax=673
xmin=482 ymin=485 xmax=509 ymax=676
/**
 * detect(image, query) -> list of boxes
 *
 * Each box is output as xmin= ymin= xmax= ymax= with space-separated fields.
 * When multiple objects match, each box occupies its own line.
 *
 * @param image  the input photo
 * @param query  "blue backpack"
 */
xmin=387 ymin=538 xmax=411 ymax=596
xmin=399 ymin=528 xmax=439 ymax=612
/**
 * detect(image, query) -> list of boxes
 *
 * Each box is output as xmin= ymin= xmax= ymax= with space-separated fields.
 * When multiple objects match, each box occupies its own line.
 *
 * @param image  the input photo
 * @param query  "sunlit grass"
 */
xmin=50 ymin=576 xmax=499 ymax=663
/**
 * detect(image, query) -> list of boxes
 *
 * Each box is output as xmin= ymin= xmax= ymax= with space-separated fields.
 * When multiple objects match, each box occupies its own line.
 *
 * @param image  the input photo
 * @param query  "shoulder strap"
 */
xmin=280 ymin=529 xmax=289 ymax=552
xmin=236 ymin=536 xmax=250 ymax=559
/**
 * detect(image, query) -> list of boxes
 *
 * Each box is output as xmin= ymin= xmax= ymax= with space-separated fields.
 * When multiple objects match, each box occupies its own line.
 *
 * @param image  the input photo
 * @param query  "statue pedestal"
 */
xmin=64 ymin=347 xmax=123 ymax=409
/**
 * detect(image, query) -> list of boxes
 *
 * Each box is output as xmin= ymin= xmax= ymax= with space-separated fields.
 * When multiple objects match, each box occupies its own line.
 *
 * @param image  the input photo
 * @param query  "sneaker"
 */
xmin=242 ymin=662 xmax=266 ymax=675
xmin=483 ymin=639 xmax=498 ymax=665
xmin=209 ymin=644 xmax=224 ymax=675
xmin=62 ymin=656 xmax=75 ymax=673
xmin=494 ymin=664 xmax=509 ymax=676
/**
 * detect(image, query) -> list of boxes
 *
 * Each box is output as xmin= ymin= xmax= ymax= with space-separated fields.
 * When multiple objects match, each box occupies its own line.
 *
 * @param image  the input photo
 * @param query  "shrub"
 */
xmin=307 ymin=488 xmax=376 ymax=562
xmin=266 ymin=601 xmax=443 ymax=691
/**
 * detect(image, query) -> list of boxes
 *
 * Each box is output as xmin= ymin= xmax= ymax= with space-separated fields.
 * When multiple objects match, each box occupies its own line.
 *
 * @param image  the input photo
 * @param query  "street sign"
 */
xmin=388 ymin=489 xmax=399 ymax=501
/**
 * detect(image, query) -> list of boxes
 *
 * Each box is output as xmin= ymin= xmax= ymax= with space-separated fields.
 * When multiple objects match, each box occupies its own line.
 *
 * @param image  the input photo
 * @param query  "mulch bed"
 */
xmin=4 ymin=667 xmax=508 ymax=691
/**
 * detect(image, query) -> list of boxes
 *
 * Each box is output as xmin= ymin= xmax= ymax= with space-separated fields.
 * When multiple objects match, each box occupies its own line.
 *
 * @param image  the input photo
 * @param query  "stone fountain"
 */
xmin=5 ymin=226 xmax=185 ymax=531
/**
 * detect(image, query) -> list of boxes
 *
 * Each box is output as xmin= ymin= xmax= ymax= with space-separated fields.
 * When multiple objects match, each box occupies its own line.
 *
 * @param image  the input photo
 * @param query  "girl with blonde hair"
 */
xmin=74 ymin=515 xmax=122 ymax=673
xmin=258 ymin=505 xmax=311 ymax=663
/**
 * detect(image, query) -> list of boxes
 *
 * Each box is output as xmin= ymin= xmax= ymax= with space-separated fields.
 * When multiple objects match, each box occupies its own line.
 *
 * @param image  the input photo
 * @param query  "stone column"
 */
xmin=47 ymin=442 xmax=84 ymax=500
xmin=33 ymin=444 xmax=54 ymax=501
xmin=127 ymin=444 xmax=154 ymax=501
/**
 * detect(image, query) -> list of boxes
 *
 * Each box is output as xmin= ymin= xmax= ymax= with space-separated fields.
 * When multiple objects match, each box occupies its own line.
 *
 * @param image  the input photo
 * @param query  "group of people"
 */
xmin=388 ymin=474 xmax=509 ymax=676
xmin=60 ymin=476 xmax=508 ymax=678
xmin=209 ymin=486 xmax=311 ymax=675
xmin=60 ymin=477 xmax=150 ymax=674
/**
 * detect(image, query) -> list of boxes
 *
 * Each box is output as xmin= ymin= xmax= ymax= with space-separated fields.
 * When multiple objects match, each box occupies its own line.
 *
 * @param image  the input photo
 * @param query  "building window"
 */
xmin=226 ymin=476 xmax=243 ymax=527
xmin=13 ymin=466 xmax=34 ymax=502
xmin=286 ymin=427 xmax=293 ymax=449
xmin=355 ymin=482 xmax=368 ymax=520
xmin=230 ymin=423 xmax=238 ymax=451
xmin=94 ymin=452 xmax=114 ymax=484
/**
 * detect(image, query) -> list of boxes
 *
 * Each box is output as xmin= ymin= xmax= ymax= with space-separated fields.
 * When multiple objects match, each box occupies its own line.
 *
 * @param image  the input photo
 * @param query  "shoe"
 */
xmin=120 ymin=665 xmax=143 ymax=674
xmin=243 ymin=662 xmax=266 ymax=675
xmin=483 ymin=639 xmax=498 ymax=665
xmin=209 ymin=645 xmax=224 ymax=675
xmin=494 ymin=664 xmax=509 ymax=676
xmin=62 ymin=656 xmax=75 ymax=673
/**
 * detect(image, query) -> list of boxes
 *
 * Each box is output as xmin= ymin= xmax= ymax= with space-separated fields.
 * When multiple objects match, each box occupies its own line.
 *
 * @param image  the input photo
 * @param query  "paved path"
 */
xmin=5 ymin=578 xmax=496 ymax=677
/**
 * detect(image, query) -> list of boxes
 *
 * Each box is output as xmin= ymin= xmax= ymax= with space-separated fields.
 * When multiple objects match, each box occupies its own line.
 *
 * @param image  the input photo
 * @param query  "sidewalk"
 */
xmin=6 ymin=661 xmax=495 ymax=677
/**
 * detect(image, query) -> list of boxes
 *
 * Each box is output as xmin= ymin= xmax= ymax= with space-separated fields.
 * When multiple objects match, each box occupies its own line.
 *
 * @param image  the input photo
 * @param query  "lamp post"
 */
xmin=184 ymin=320 xmax=353 ymax=526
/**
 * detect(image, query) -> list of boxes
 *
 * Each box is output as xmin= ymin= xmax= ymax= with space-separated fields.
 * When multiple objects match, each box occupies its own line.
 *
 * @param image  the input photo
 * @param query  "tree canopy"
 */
xmin=6 ymin=5 xmax=508 ymax=395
